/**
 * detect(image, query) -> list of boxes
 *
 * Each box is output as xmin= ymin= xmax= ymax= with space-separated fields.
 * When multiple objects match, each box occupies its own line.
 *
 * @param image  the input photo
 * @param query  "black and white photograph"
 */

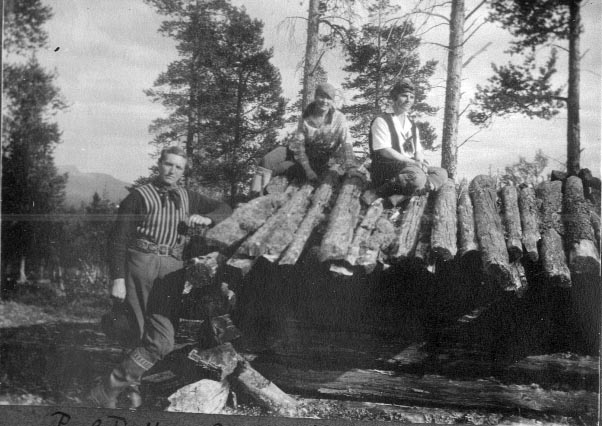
xmin=1 ymin=0 xmax=600 ymax=425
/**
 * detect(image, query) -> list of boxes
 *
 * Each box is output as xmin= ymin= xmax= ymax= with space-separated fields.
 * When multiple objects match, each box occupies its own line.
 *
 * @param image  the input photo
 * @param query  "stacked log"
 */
xmin=430 ymin=179 xmax=458 ymax=261
xmin=537 ymin=181 xmax=571 ymax=287
xmin=457 ymin=179 xmax=478 ymax=257
xmin=279 ymin=171 xmax=340 ymax=265
xmin=205 ymin=191 xmax=293 ymax=252
xmin=238 ymin=184 xmax=314 ymax=261
xmin=319 ymin=175 xmax=364 ymax=262
xmin=518 ymin=185 xmax=541 ymax=262
xmin=390 ymin=195 xmax=429 ymax=263
xmin=469 ymin=175 xmax=514 ymax=290
xmin=357 ymin=214 xmax=397 ymax=274
xmin=345 ymin=199 xmax=385 ymax=267
xmin=413 ymin=196 xmax=434 ymax=269
xmin=562 ymin=176 xmax=600 ymax=275
xmin=500 ymin=186 xmax=523 ymax=261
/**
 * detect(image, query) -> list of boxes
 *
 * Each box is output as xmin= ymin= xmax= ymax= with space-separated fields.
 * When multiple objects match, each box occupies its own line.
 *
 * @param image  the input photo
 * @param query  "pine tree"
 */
xmin=2 ymin=2 xmax=67 ymax=288
xmin=469 ymin=0 xmax=582 ymax=175
xmin=340 ymin=1 xmax=438 ymax=157
xmin=145 ymin=0 xmax=286 ymax=202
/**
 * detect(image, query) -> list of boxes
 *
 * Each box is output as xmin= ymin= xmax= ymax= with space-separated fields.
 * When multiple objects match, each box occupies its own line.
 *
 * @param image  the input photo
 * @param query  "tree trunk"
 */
xmin=469 ymin=176 xmax=514 ymax=290
xmin=500 ymin=186 xmax=523 ymax=261
xmin=345 ymin=199 xmax=385 ymax=267
xmin=319 ymin=175 xmax=364 ymax=262
xmin=279 ymin=171 xmax=340 ymax=266
xmin=390 ymin=195 xmax=429 ymax=263
xmin=566 ymin=0 xmax=581 ymax=176
xmin=537 ymin=181 xmax=571 ymax=287
xmin=357 ymin=215 xmax=396 ymax=274
xmin=239 ymin=185 xmax=314 ymax=260
xmin=440 ymin=0 xmax=465 ymax=179
xmin=518 ymin=185 xmax=541 ymax=262
xmin=457 ymin=179 xmax=478 ymax=257
xmin=562 ymin=176 xmax=600 ymax=274
xmin=430 ymin=179 xmax=458 ymax=261
xmin=301 ymin=0 xmax=321 ymax=112
xmin=205 ymin=191 xmax=292 ymax=252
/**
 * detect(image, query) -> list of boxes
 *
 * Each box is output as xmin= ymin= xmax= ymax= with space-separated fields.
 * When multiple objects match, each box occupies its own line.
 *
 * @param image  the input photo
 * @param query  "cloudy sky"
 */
xmin=32 ymin=0 xmax=601 ymax=183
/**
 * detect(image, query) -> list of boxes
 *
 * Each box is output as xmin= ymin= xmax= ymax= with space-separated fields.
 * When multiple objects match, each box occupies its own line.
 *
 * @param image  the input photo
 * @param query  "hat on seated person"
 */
xmin=315 ymin=82 xmax=337 ymax=100
xmin=390 ymin=78 xmax=415 ymax=98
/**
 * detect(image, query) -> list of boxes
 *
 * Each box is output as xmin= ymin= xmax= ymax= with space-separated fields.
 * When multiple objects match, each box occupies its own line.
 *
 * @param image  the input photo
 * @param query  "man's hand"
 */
xmin=111 ymin=278 xmax=126 ymax=302
xmin=189 ymin=215 xmax=212 ymax=227
xmin=304 ymin=167 xmax=318 ymax=182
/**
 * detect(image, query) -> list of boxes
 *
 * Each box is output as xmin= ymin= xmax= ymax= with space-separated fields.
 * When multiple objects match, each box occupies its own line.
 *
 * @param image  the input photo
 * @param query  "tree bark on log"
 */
xmin=279 ymin=171 xmax=340 ymax=266
xmin=205 ymin=191 xmax=292 ymax=252
xmin=430 ymin=179 xmax=458 ymax=261
xmin=562 ymin=176 xmax=601 ymax=274
xmin=501 ymin=186 xmax=523 ymax=261
xmin=232 ymin=359 xmax=299 ymax=415
xmin=254 ymin=363 xmax=596 ymax=417
xmin=357 ymin=215 xmax=397 ymax=274
xmin=345 ymin=199 xmax=385 ymax=267
xmin=469 ymin=175 xmax=514 ymax=290
xmin=457 ymin=179 xmax=478 ymax=257
xmin=509 ymin=260 xmax=528 ymax=293
xmin=518 ymin=185 xmax=541 ymax=262
xmin=319 ymin=175 xmax=364 ymax=262
xmin=390 ymin=195 xmax=429 ymax=262
xmin=239 ymin=185 xmax=314 ymax=260
xmin=537 ymin=181 xmax=571 ymax=287
xmin=590 ymin=209 xmax=600 ymax=249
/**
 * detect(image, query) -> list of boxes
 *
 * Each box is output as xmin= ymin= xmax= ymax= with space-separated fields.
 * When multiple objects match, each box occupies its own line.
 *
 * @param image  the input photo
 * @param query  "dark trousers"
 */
xmin=121 ymin=249 xmax=184 ymax=374
xmin=371 ymin=159 xmax=448 ymax=195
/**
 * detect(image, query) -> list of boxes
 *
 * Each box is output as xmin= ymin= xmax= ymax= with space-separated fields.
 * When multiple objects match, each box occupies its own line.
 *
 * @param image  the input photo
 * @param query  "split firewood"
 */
xmin=279 ymin=171 xmax=340 ymax=266
xmin=345 ymin=199 xmax=385 ymax=267
xmin=390 ymin=195 xmax=429 ymax=263
xmin=469 ymin=175 xmax=514 ymax=290
xmin=562 ymin=176 xmax=601 ymax=275
xmin=205 ymin=191 xmax=293 ymax=252
xmin=500 ymin=186 xmax=523 ymax=261
xmin=319 ymin=175 xmax=364 ymax=262
xmin=167 ymin=379 xmax=230 ymax=414
xmin=518 ymin=185 xmax=541 ymax=262
xmin=239 ymin=184 xmax=314 ymax=260
xmin=457 ymin=179 xmax=478 ymax=257
xmin=430 ymin=179 xmax=458 ymax=261
xmin=537 ymin=181 xmax=571 ymax=287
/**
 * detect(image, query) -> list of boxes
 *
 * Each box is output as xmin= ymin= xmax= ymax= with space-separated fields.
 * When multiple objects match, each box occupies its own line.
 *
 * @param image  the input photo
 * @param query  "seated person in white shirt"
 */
xmin=364 ymin=78 xmax=448 ymax=206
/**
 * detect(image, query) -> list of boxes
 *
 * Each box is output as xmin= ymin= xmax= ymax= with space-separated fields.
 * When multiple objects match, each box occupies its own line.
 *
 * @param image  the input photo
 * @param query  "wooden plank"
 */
xmin=430 ymin=179 xmax=458 ymax=261
xmin=518 ymin=185 xmax=541 ymax=262
xmin=469 ymin=175 xmax=514 ymax=290
xmin=500 ymin=186 xmax=523 ymax=261
xmin=319 ymin=175 xmax=364 ymax=262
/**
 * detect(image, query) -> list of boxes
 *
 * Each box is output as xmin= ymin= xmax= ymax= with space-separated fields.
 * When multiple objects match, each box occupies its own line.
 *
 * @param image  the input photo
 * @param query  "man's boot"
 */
xmin=88 ymin=354 xmax=147 ymax=408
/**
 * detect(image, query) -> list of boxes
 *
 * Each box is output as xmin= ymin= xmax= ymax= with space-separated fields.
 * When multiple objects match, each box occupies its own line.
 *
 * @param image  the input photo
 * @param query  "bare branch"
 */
xmin=551 ymin=43 xmax=569 ymax=53
xmin=423 ymin=41 xmax=449 ymax=50
xmin=462 ymin=41 xmax=492 ymax=67
xmin=465 ymin=0 xmax=487 ymax=21
xmin=458 ymin=128 xmax=483 ymax=148
xmin=462 ymin=20 xmax=487 ymax=45
xmin=410 ymin=10 xmax=450 ymax=23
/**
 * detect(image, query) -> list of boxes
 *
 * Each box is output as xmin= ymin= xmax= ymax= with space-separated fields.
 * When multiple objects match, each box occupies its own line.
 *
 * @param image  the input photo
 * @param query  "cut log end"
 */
xmin=569 ymin=240 xmax=601 ymax=275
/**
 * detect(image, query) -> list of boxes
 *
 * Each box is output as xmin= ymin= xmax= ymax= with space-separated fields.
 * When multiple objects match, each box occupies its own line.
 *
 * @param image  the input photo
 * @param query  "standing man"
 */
xmin=90 ymin=146 xmax=232 ymax=408
xmin=364 ymin=79 xmax=448 ymax=205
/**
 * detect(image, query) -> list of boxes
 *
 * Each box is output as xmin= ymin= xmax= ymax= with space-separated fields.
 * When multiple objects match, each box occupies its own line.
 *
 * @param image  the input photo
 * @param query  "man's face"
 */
xmin=392 ymin=91 xmax=415 ymax=114
xmin=158 ymin=153 xmax=186 ymax=186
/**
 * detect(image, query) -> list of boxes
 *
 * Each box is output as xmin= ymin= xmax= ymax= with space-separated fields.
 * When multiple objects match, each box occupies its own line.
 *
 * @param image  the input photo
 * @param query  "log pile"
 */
xmin=202 ymin=170 xmax=599 ymax=290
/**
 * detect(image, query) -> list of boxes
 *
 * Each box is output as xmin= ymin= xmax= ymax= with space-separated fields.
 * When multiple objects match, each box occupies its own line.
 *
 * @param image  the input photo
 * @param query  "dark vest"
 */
xmin=368 ymin=114 xmax=417 ymax=159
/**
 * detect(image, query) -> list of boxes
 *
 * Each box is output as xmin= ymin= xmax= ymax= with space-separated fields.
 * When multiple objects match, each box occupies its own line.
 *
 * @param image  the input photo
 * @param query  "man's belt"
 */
xmin=131 ymin=239 xmax=184 ymax=260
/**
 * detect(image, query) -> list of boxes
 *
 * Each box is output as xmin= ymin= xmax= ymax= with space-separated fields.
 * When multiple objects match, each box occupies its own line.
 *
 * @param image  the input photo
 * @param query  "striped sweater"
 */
xmin=109 ymin=182 xmax=232 ymax=280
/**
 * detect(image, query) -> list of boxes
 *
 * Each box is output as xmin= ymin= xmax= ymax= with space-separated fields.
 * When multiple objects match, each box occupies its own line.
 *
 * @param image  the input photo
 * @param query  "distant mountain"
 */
xmin=58 ymin=165 xmax=131 ymax=208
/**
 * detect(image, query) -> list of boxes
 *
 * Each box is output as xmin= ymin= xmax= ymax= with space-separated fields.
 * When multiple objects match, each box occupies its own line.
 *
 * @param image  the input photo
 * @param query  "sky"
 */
xmin=24 ymin=0 xmax=602 ymax=183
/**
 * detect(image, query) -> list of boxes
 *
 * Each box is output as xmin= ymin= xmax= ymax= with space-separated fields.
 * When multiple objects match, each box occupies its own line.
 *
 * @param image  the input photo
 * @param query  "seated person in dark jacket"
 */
xmin=89 ymin=146 xmax=232 ymax=408
xmin=364 ymin=79 xmax=448 ymax=206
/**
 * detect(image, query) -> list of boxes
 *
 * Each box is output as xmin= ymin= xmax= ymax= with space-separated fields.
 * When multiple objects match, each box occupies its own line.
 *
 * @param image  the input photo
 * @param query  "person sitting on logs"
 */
xmin=251 ymin=82 xmax=357 ymax=196
xmin=362 ymin=78 xmax=448 ymax=206
xmin=89 ymin=146 xmax=232 ymax=408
